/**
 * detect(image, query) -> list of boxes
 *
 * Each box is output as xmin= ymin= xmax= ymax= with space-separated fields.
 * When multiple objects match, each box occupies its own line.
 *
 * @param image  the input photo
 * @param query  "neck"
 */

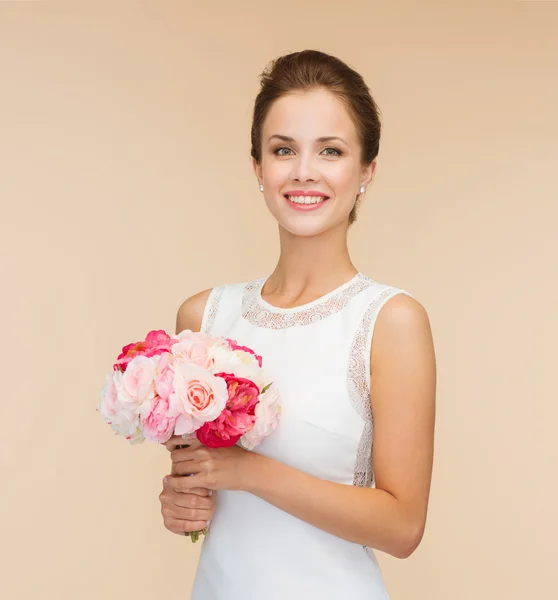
xmin=266 ymin=222 xmax=358 ymax=293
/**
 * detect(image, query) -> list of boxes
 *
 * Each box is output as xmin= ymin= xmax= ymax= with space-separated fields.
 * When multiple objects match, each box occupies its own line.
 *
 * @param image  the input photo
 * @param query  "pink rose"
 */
xmin=175 ymin=329 xmax=215 ymax=346
xmin=171 ymin=330 xmax=214 ymax=369
xmin=226 ymin=339 xmax=263 ymax=368
xmin=141 ymin=395 xmax=177 ymax=444
xmin=217 ymin=373 xmax=260 ymax=412
xmin=169 ymin=364 xmax=228 ymax=435
xmin=114 ymin=330 xmax=176 ymax=372
xmin=121 ymin=355 xmax=157 ymax=406
xmin=154 ymin=352 xmax=175 ymax=400
xmin=197 ymin=409 xmax=256 ymax=448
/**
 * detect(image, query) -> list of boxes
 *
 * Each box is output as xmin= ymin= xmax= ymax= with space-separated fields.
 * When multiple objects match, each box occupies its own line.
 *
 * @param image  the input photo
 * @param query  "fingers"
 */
xmin=162 ymin=516 xmax=209 ymax=535
xmin=187 ymin=487 xmax=211 ymax=497
xmin=171 ymin=460 xmax=202 ymax=477
xmin=162 ymin=477 xmax=211 ymax=498
xmin=169 ymin=491 xmax=213 ymax=510
xmin=169 ymin=446 xmax=209 ymax=478
xmin=166 ymin=473 xmax=206 ymax=492
xmin=170 ymin=444 xmax=206 ymax=464
xmin=165 ymin=435 xmax=201 ymax=452
xmin=161 ymin=500 xmax=213 ymax=522
xmin=160 ymin=484 xmax=214 ymax=533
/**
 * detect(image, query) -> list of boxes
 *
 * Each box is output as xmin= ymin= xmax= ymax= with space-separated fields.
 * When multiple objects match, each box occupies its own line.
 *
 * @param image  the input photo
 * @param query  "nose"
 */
xmin=290 ymin=151 xmax=319 ymax=182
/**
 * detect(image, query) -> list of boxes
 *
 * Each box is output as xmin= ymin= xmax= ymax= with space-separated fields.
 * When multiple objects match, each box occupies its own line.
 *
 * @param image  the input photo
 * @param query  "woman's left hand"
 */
xmin=167 ymin=437 xmax=256 ymax=493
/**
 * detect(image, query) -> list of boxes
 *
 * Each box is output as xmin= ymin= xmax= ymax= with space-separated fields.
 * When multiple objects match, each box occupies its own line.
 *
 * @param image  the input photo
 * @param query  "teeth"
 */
xmin=287 ymin=195 xmax=326 ymax=205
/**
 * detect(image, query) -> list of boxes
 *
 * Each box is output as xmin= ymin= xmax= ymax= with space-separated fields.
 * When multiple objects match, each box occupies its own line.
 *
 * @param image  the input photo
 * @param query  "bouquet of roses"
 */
xmin=98 ymin=329 xmax=281 ymax=540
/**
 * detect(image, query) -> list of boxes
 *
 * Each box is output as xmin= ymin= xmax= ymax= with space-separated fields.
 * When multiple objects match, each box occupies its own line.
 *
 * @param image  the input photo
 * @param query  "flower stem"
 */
xmin=185 ymin=528 xmax=207 ymax=543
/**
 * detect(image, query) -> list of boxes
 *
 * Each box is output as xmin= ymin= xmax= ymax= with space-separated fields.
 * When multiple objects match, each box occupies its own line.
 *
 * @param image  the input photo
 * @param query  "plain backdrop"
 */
xmin=1 ymin=1 xmax=557 ymax=599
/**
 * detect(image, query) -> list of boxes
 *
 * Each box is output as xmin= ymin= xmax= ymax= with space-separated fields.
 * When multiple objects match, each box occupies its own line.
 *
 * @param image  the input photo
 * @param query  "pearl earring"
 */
xmin=359 ymin=186 xmax=365 ymax=194
xmin=260 ymin=184 xmax=264 ymax=192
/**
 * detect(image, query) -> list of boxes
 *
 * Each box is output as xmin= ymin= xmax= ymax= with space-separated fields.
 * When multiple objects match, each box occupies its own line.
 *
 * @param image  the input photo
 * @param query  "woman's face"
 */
xmin=254 ymin=88 xmax=375 ymax=236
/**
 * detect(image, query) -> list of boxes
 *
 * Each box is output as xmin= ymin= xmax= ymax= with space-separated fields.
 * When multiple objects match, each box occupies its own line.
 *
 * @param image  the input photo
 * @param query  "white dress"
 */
xmin=192 ymin=272 xmax=414 ymax=600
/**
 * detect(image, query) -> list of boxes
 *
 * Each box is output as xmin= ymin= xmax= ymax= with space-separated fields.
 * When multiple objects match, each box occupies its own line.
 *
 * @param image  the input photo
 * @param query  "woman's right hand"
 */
xmin=159 ymin=478 xmax=214 ymax=535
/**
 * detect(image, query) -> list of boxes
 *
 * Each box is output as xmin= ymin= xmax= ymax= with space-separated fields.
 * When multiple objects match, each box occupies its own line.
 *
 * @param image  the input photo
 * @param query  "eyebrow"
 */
xmin=267 ymin=134 xmax=349 ymax=145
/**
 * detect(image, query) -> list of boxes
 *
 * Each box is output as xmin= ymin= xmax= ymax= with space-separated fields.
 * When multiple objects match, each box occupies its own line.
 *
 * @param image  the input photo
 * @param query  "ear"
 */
xmin=253 ymin=157 xmax=263 ymax=186
xmin=360 ymin=159 xmax=377 ymax=188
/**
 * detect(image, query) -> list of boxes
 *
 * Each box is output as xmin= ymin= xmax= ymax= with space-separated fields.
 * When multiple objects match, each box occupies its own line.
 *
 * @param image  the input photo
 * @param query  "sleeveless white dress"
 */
xmin=192 ymin=272 xmax=414 ymax=600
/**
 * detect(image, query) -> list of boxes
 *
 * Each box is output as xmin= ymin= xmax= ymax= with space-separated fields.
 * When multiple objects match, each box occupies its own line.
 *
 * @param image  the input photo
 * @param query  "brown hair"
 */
xmin=250 ymin=49 xmax=382 ymax=226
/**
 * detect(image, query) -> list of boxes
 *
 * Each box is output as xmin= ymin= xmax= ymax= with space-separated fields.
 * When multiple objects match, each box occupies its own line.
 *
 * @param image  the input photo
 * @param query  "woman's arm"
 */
xmin=168 ymin=293 xmax=436 ymax=558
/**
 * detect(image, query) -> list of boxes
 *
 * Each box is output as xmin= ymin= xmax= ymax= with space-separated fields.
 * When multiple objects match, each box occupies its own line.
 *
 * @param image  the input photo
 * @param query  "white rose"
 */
xmin=209 ymin=344 xmax=266 ymax=390
xmin=99 ymin=371 xmax=145 ymax=442
xmin=240 ymin=383 xmax=281 ymax=450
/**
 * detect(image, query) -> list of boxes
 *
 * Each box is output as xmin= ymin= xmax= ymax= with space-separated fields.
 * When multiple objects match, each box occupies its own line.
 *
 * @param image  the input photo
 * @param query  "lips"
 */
xmin=283 ymin=195 xmax=329 ymax=211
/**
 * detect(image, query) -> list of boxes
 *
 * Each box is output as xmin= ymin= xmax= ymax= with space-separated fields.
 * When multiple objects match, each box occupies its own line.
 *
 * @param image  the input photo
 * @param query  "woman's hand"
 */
xmin=159 ymin=479 xmax=214 ymax=535
xmin=159 ymin=435 xmax=215 ymax=535
xmin=166 ymin=437 xmax=257 ymax=493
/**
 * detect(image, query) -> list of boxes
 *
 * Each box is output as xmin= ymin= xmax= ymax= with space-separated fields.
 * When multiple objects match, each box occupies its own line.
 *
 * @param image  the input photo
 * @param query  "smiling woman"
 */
xmin=162 ymin=49 xmax=436 ymax=600
xmin=251 ymin=51 xmax=382 ymax=231
xmin=252 ymin=85 xmax=379 ymax=237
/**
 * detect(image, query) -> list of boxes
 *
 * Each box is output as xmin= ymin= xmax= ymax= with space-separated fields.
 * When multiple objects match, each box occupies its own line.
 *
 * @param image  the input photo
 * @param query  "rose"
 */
xmin=171 ymin=329 xmax=214 ymax=370
xmin=99 ymin=371 xmax=136 ymax=425
xmin=206 ymin=337 xmax=233 ymax=368
xmin=196 ymin=374 xmax=260 ymax=448
xmin=121 ymin=355 xmax=157 ymax=407
xmin=113 ymin=329 xmax=176 ymax=372
xmin=99 ymin=372 xmax=122 ymax=426
xmin=209 ymin=342 xmax=266 ymax=390
xmin=98 ymin=371 xmax=145 ymax=443
xmin=240 ymin=383 xmax=281 ymax=450
xmin=154 ymin=352 xmax=175 ymax=400
xmin=197 ymin=409 xmax=256 ymax=448
xmin=175 ymin=329 xmax=216 ymax=348
xmin=169 ymin=364 xmax=228 ymax=435
xmin=141 ymin=395 xmax=177 ymax=444
xmin=219 ymin=373 xmax=260 ymax=413
xmin=226 ymin=338 xmax=263 ymax=368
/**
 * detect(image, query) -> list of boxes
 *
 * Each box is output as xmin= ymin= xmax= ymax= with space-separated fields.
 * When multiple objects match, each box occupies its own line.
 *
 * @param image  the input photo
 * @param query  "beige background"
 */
xmin=1 ymin=1 xmax=557 ymax=599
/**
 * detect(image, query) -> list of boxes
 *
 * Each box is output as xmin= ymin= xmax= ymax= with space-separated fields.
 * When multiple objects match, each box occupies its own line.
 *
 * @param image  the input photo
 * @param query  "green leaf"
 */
xmin=261 ymin=382 xmax=274 ymax=394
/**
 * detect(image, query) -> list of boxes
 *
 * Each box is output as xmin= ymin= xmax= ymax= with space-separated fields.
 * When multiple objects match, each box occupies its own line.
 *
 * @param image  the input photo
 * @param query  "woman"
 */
xmin=159 ymin=49 xmax=436 ymax=599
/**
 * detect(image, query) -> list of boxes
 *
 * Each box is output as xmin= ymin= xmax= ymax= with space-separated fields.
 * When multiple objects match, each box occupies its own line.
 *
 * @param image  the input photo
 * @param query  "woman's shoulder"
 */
xmin=355 ymin=271 xmax=414 ymax=299
xmin=175 ymin=275 xmax=262 ymax=333
xmin=175 ymin=288 xmax=213 ymax=334
xmin=355 ymin=273 xmax=426 ymax=325
xmin=358 ymin=274 xmax=428 ymax=335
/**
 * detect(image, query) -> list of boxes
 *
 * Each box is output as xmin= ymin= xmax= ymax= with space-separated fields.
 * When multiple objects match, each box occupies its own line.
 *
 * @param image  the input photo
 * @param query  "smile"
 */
xmin=285 ymin=195 xmax=328 ymax=205
xmin=283 ymin=195 xmax=329 ymax=212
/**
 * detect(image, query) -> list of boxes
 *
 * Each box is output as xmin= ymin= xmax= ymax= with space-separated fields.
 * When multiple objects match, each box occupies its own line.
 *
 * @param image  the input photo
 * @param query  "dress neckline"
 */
xmin=256 ymin=271 xmax=363 ymax=314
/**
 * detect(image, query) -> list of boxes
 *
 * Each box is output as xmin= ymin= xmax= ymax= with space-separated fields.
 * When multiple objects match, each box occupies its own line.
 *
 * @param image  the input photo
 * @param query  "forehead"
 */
xmin=263 ymin=89 xmax=358 ymax=143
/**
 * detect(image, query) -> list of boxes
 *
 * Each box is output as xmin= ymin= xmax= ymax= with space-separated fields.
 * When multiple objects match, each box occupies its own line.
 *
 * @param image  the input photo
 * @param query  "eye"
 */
xmin=274 ymin=147 xmax=293 ymax=156
xmin=322 ymin=147 xmax=343 ymax=156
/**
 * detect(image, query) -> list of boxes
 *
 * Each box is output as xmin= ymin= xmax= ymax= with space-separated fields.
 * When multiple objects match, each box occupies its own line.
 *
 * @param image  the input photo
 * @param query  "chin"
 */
xmin=279 ymin=216 xmax=349 ymax=237
xmin=281 ymin=223 xmax=326 ymax=237
xmin=266 ymin=199 xmax=352 ymax=236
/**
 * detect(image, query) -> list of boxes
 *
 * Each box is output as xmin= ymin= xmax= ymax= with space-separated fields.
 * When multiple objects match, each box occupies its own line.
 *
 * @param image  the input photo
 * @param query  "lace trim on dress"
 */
xmin=348 ymin=287 xmax=413 ymax=488
xmin=241 ymin=273 xmax=375 ymax=329
xmin=201 ymin=285 xmax=225 ymax=335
